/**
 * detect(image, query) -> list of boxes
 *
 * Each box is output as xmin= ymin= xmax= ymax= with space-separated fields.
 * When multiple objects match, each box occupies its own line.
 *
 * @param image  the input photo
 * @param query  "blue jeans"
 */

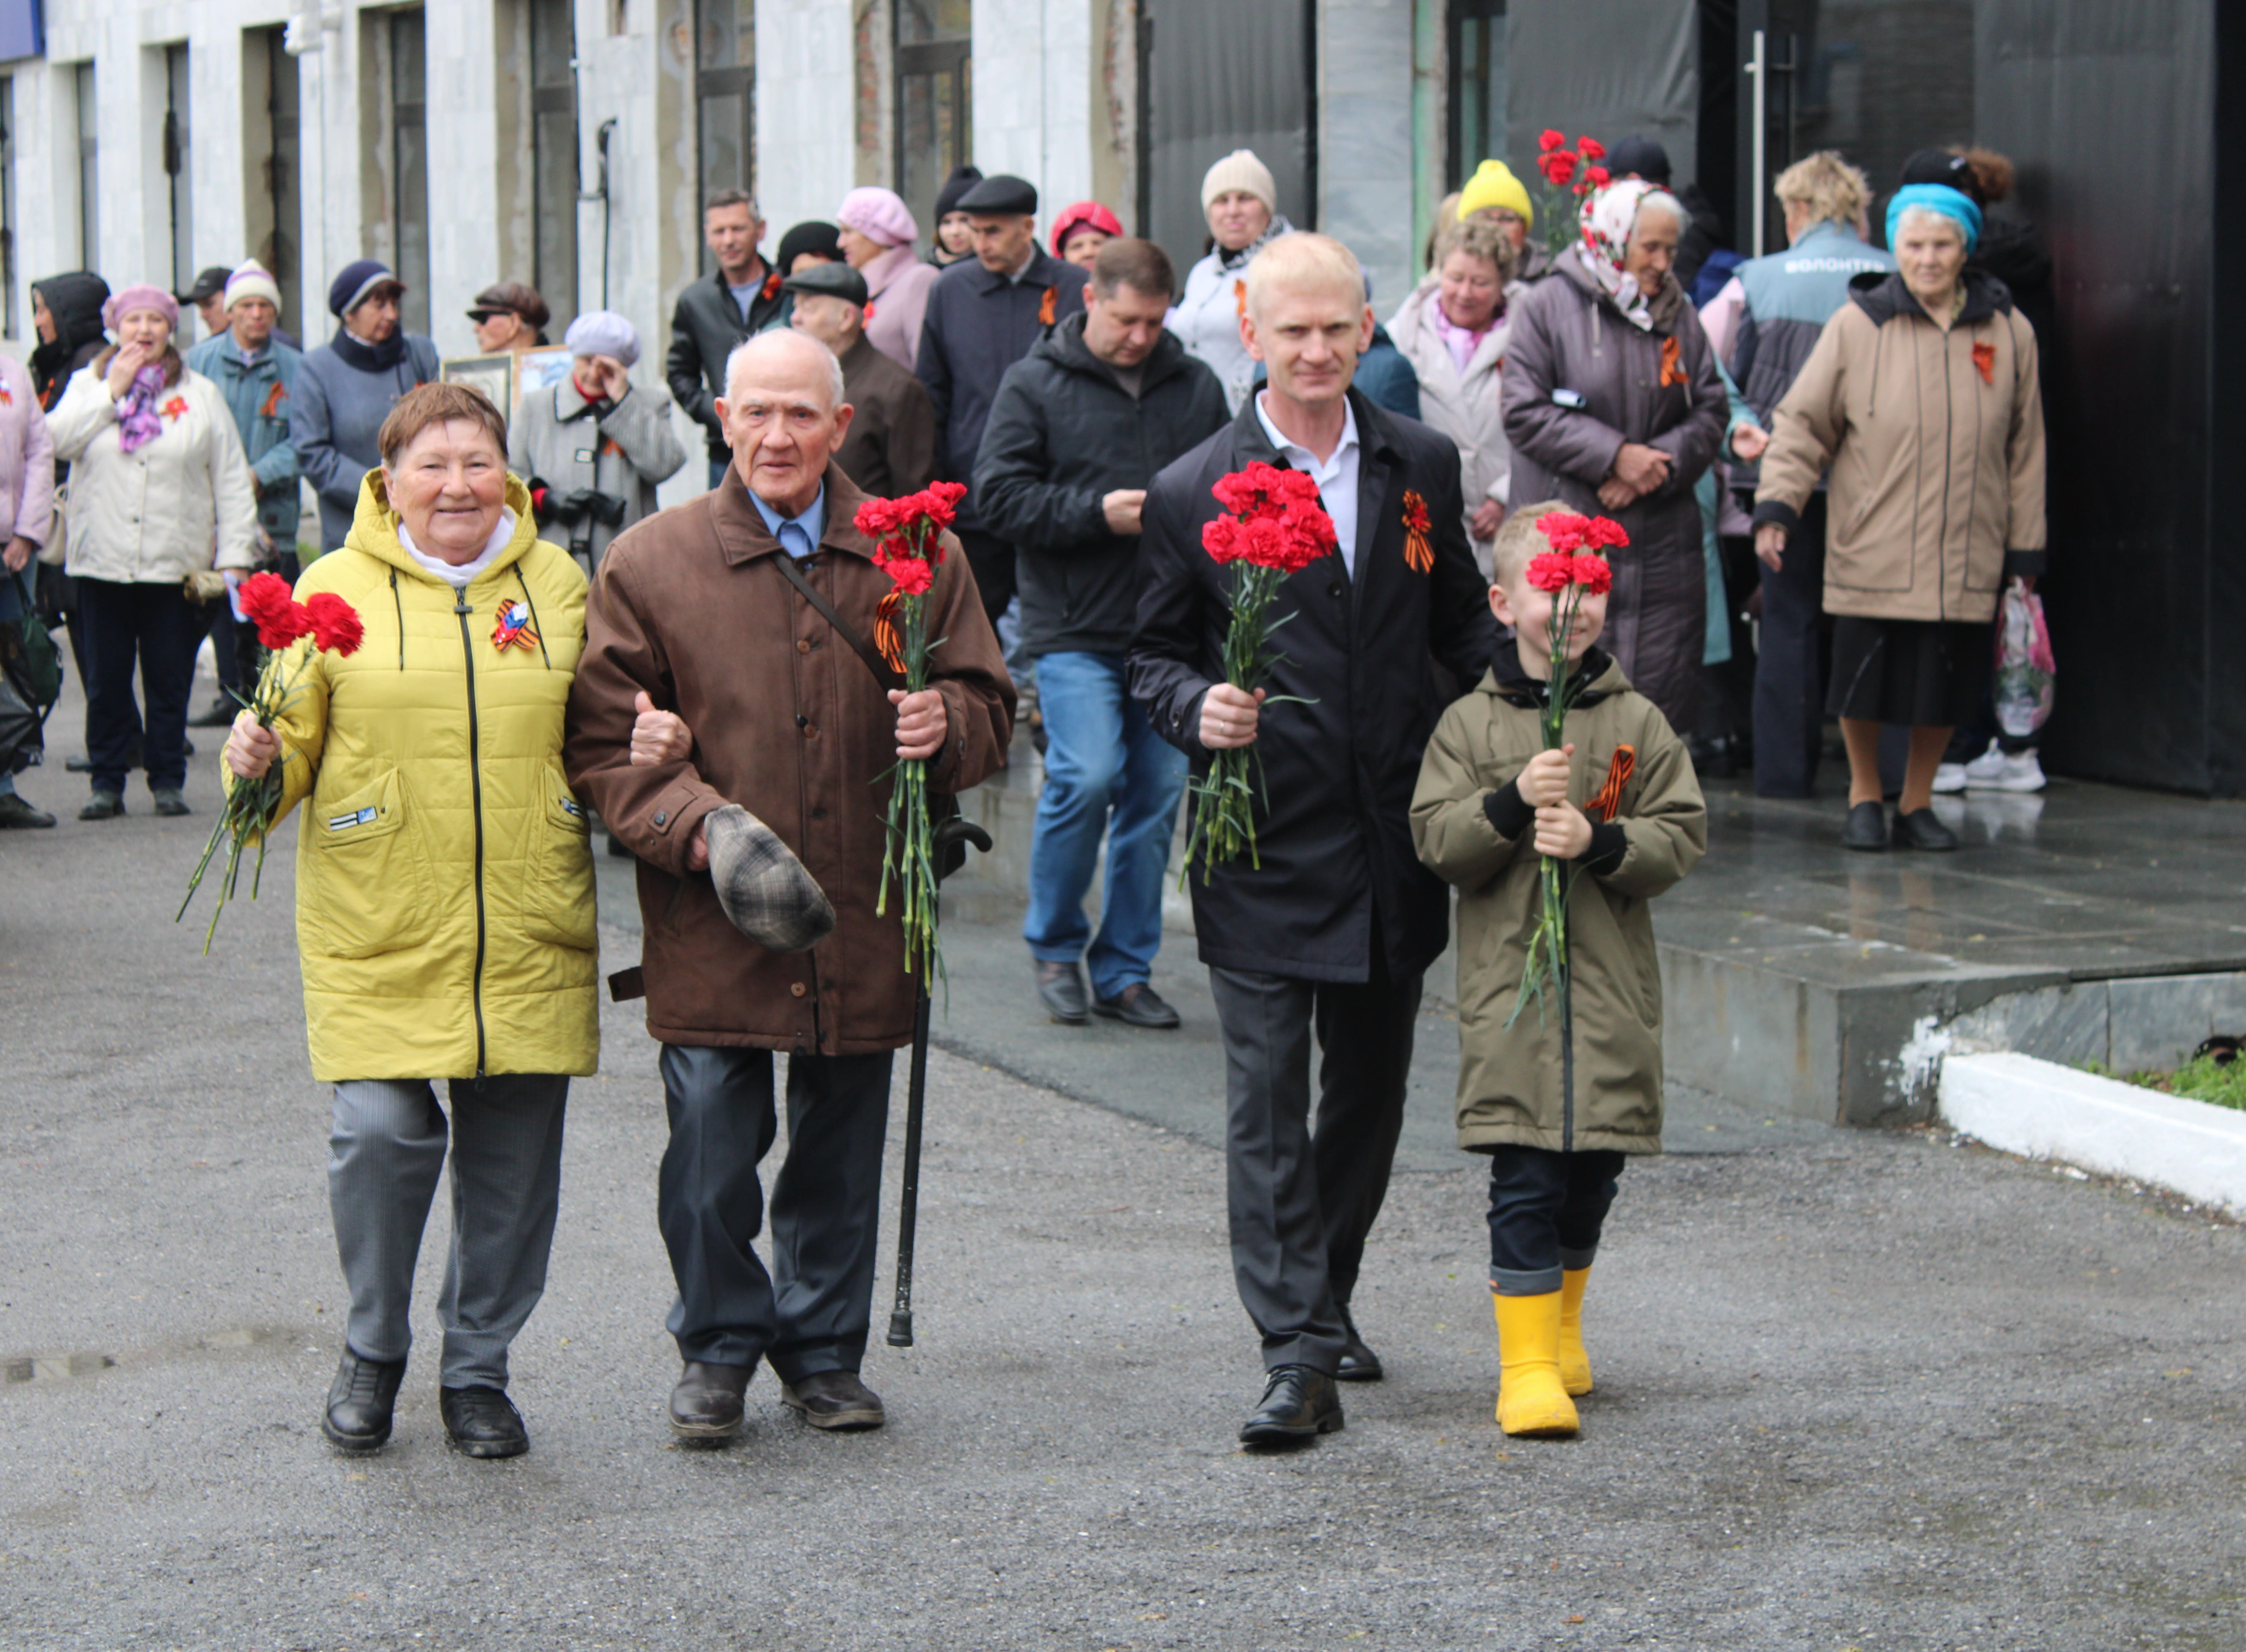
xmin=708 ymin=455 xmax=730 ymax=491
xmin=1023 ymin=650 xmax=1188 ymax=999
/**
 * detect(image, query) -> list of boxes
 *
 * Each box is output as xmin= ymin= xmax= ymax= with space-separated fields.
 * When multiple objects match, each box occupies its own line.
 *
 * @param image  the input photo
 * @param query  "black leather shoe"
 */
xmin=188 ymin=697 xmax=237 ymax=728
xmin=780 ymin=1369 xmax=885 ymax=1431
xmin=668 ymin=1360 xmax=752 ymax=1443
xmin=0 ymin=794 xmax=56 ymax=829
xmin=1335 ymin=1306 xmax=1383 ymax=1382
xmin=77 ymin=790 xmax=123 ymax=821
xmin=1035 ymin=959 xmax=1089 ymax=1025
xmin=321 ymin=1349 xmax=406 ymax=1454
xmin=1238 ymin=1365 xmax=1344 ymax=1446
xmin=440 ymin=1384 xmax=528 ymax=1459
xmin=1841 ymin=800 xmax=1887 ymax=852
xmin=1891 ymin=807 xmax=1960 ymax=852
xmin=1091 ymin=983 xmax=1181 ymax=1029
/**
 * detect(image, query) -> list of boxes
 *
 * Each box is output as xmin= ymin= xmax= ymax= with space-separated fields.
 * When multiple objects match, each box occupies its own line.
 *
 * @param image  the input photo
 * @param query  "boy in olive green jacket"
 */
xmin=1410 ymin=503 xmax=1707 ymax=1439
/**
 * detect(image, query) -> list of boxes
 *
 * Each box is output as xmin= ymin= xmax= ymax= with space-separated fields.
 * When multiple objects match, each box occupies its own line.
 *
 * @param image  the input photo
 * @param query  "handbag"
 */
xmin=768 ymin=550 xmax=972 ymax=881
xmin=36 ymin=481 xmax=67 ymax=567
xmin=0 ymin=568 xmax=59 ymax=709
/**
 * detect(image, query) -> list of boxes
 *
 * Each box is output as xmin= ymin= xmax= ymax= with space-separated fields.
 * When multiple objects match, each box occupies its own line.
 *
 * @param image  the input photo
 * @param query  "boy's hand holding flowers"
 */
xmin=1518 ymin=743 xmax=1590 ymax=859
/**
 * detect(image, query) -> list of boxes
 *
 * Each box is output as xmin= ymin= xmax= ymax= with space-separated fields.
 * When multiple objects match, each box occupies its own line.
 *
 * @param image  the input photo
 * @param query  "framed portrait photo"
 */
xmin=440 ymin=353 xmax=516 ymax=418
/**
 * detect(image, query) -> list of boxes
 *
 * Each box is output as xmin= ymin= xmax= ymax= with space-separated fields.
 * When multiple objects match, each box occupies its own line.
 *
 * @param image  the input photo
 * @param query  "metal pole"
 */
xmin=1747 ymin=29 xmax=1767 ymax=256
xmin=886 ymin=987 xmax=932 ymax=1348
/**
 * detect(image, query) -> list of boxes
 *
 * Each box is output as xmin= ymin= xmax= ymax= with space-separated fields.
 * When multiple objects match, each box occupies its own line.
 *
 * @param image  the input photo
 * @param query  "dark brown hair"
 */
xmin=378 ymin=382 xmax=510 ymax=466
xmin=1954 ymin=147 xmax=2016 ymax=205
xmin=1089 ymin=237 xmax=1178 ymax=302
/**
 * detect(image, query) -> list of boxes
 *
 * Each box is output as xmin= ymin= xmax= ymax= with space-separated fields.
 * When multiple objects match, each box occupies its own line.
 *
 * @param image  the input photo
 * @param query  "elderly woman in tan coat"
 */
xmin=1388 ymin=214 xmax=1523 ymax=576
xmin=1753 ymin=182 xmax=2046 ymax=853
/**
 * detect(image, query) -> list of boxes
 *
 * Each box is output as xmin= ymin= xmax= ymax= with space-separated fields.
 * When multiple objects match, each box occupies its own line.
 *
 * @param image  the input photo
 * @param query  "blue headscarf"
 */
xmin=1885 ymin=184 xmax=1982 ymax=254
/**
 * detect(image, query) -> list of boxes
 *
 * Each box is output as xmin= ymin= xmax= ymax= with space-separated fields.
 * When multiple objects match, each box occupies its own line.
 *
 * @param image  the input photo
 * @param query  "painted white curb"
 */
xmin=1939 ymin=1051 xmax=2246 ymax=1218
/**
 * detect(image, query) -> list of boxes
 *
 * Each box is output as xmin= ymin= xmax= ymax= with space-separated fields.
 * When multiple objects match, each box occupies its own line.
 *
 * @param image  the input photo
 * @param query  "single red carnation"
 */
xmin=855 ymin=497 xmax=903 ymax=538
xmin=239 ymin=571 xmax=311 ymax=650
xmin=1535 ymin=511 xmax=1590 ymax=553
xmin=1202 ymin=517 xmax=1243 ymax=564
xmin=1585 ymin=165 xmax=1611 ymax=189
xmin=884 ymin=556 xmax=934 ymax=596
xmin=303 ymin=591 xmax=365 ymax=657
xmin=924 ymin=480 xmax=967 ymax=524
xmin=1541 ymin=153 xmax=1578 ymax=187
xmin=1539 ymin=129 xmax=1566 ymax=152
xmin=1582 ymin=515 xmax=1631 ymax=550
xmin=1577 ymin=136 xmax=1606 ymax=161
xmin=1570 ymin=554 xmax=1614 ymax=595
xmin=1526 ymin=553 xmax=1577 ymax=594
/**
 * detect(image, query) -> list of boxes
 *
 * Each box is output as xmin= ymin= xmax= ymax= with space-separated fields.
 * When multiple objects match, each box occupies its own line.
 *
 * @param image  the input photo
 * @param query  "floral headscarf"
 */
xmin=1574 ymin=178 xmax=1686 ymax=331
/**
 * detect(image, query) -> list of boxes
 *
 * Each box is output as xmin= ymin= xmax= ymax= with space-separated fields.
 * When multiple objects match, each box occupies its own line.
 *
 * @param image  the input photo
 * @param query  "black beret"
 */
xmin=955 ymin=173 xmax=1039 ymax=216
xmin=782 ymin=261 xmax=869 ymax=306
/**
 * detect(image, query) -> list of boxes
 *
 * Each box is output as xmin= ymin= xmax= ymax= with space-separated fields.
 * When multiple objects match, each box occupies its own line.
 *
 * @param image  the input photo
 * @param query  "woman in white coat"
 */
xmin=48 ymin=284 xmax=256 ymax=820
xmin=1170 ymin=150 xmax=1295 ymax=413
xmin=1386 ymin=214 xmax=1523 ymax=577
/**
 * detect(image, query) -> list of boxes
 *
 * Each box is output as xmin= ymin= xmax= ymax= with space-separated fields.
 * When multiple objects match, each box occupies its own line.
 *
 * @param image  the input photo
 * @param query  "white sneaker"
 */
xmin=1932 ymin=763 xmax=1968 ymax=794
xmin=1965 ymin=745 xmax=2046 ymax=792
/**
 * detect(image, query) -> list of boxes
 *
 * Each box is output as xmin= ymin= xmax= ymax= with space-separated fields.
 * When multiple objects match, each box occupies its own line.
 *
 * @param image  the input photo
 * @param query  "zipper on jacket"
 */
xmin=389 ymin=570 xmax=405 ymax=670
xmin=453 ymin=588 xmax=490 ymax=1085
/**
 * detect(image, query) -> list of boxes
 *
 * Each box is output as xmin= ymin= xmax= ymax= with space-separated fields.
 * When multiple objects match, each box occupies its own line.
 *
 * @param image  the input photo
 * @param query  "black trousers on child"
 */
xmin=1487 ymin=1146 xmax=1626 ymax=1296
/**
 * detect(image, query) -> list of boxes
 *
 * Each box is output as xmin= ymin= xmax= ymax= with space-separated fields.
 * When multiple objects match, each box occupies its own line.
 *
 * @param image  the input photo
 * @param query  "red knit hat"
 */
xmin=1051 ymin=201 xmax=1125 ymax=257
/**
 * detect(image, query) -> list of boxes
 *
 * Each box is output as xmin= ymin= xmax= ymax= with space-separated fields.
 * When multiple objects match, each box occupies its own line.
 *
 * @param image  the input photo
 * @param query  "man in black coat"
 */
xmin=785 ymin=261 xmax=937 ymax=500
xmin=1130 ymin=232 xmax=1493 ymax=1446
xmin=914 ymin=173 xmax=1090 ymax=624
xmin=974 ymin=238 xmax=1229 ymax=1031
xmin=668 ymin=189 xmax=790 ymax=488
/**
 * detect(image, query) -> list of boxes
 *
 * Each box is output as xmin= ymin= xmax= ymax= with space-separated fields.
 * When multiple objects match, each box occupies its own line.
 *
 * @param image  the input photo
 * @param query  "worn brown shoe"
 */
xmin=668 ymin=1360 xmax=752 ymax=1443
xmin=780 ymin=1370 xmax=885 ymax=1431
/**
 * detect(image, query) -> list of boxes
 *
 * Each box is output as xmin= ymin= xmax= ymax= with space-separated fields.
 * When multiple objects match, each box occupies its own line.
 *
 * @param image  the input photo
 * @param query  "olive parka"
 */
xmin=249 ymin=472 xmax=598 ymax=1084
xmin=1410 ymin=646 xmax=1706 ymax=1155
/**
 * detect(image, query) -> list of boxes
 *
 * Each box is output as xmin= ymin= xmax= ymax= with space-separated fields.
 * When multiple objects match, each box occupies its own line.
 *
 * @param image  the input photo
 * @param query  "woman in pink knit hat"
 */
xmin=836 ymin=186 xmax=941 ymax=372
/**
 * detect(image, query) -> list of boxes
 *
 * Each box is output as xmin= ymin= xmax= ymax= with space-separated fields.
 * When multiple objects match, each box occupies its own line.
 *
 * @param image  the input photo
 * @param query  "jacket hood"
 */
xmin=32 ymin=273 xmax=112 ymax=376
xmin=1482 ymin=637 xmax=1626 ymax=709
xmin=1033 ymin=310 xmax=1192 ymax=391
xmin=1849 ymin=268 xmax=2015 ymax=328
xmin=343 ymin=470 xmax=544 ymax=585
xmin=1555 ymin=244 xmax=1687 ymax=333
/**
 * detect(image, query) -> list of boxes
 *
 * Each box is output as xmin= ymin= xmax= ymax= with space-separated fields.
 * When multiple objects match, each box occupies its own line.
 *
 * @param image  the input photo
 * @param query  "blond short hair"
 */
xmin=1773 ymin=150 xmax=1872 ymax=232
xmin=1489 ymin=502 xmax=1573 ymax=588
xmin=1432 ymin=214 xmax=1519 ymax=283
xmin=1243 ymin=232 xmax=1366 ymax=321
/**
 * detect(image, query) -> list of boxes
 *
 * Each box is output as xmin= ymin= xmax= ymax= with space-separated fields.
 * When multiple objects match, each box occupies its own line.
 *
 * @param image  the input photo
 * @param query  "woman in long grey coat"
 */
xmin=509 ymin=311 xmax=686 ymax=571
xmin=1501 ymin=179 xmax=1727 ymax=730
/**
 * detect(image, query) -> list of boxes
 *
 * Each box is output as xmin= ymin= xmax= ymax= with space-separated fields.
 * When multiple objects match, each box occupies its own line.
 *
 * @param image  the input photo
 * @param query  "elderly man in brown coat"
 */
xmin=565 ymin=329 xmax=1013 ymax=1441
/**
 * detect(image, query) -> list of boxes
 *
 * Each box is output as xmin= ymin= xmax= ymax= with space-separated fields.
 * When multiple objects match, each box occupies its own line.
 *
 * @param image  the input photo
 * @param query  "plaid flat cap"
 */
xmin=704 ymin=805 xmax=835 ymax=953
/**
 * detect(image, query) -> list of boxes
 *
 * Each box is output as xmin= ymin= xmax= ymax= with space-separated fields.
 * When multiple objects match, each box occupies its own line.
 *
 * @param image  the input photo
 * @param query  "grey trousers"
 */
xmin=1207 ymin=954 xmax=1423 ymax=1374
xmin=327 ymin=1075 xmax=570 ymax=1389
xmin=657 ymin=1044 xmax=894 ymax=1381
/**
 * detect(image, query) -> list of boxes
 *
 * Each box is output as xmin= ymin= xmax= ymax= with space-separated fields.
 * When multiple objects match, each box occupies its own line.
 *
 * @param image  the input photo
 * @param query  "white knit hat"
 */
xmin=1200 ymin=149 xmax=1277 ymax=214
xmin=225 ymin=258 xmax=284 ymax=318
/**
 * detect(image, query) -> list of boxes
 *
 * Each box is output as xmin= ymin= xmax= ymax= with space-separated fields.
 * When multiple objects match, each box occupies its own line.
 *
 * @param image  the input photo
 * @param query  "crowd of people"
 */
xmin=0 ymin=126 xmax=2051 ymax=1453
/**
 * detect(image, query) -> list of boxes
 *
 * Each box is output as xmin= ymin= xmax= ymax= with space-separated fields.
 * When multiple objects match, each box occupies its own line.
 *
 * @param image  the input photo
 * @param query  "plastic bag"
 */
xmin=1993 ymin=579 xmax=2056 ymax=739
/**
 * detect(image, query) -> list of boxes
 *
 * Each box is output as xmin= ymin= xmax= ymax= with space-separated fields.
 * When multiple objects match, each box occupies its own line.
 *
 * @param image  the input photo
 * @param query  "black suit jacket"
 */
xmin=666 ymin=259 xmax=789 ymax=457
xmin=1129 ymin=391 xmax=1495 ymax=983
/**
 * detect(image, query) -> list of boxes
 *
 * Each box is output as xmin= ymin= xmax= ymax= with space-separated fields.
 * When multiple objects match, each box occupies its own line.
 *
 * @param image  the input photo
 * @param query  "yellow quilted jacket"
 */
xmin=255 ymin=472 xmax=598 ymax=1083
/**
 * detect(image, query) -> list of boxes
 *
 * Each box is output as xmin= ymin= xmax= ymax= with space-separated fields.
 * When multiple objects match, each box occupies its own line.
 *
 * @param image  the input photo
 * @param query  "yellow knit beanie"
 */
xmin=1458 ymin=159 xmax=1534 ymax=230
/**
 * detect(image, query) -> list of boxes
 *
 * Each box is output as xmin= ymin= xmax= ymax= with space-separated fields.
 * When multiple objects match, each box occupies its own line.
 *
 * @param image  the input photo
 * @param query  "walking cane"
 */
xmin=887 ymin=813 xmax=992 ymax=1349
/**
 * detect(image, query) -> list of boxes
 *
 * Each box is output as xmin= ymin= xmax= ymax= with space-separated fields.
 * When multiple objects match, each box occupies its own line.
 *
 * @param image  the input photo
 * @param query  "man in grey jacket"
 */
xmin=974 ymin=238 xmax=1226 ymax=1029
xmin=292 ymin=261 xmax=440 ymax=552
xmin=510 ymin=311 xmax=687 ymax=572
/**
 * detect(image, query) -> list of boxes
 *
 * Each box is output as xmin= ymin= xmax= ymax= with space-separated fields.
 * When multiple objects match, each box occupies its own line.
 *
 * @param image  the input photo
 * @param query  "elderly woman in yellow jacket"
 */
xmin=223 ymin=382 xmax=685 ymax=1460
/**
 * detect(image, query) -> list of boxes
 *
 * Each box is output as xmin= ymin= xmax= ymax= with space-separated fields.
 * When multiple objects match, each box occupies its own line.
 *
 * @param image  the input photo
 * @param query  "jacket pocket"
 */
xmin=523 ymin=764 xmax=598 ymax=952
xmin=301 ymin=769 xmax=430 ymax=959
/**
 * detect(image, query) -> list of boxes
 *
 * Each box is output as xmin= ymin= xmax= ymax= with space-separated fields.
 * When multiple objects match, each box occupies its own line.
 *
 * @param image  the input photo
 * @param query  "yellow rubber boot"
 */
xmin=1558 ymin=1267 xmax=1594 ymax=1398
xmin=1491 ymin=1291 xmax=1580 ymax=1438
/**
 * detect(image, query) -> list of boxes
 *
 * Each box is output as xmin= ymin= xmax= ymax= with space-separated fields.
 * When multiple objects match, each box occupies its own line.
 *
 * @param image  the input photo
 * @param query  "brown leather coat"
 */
xmin=563 ymin=462 xmax=1015 ymax=1054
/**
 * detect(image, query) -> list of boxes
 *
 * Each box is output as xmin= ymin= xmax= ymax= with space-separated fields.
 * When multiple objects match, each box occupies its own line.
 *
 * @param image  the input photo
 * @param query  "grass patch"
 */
xmin=2082 ymin=1054 xmax=2246 ymax=1113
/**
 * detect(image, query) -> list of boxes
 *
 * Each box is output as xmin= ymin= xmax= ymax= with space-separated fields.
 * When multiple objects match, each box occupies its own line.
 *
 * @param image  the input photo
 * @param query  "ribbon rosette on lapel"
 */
xmin=1971 ymin=340 xmax=1997 ymax=385
xmin=1181 ymin=462 xmax=1338 ymax=884
xmin=1510 ymin=508 xmax=1629 ymax=1032
xmin=259 ymin=382 xmax=287 ymax=419
xmin=492 ymin=599 xmax=540 ymax=653
xmin=1658 ymin=336 xmax=1685 ymax=388
xmin=1037 ymin=286 xmax=1058 ymax=328
xmin=1585 ymin=745 xmax=1636 ymax=822
xmin=179 ymin=574 xmax=365 ymax=949
xmin=853 ymin=478 xmax=969 ymax=983
xmin=1401 ymin=489 xmax=1434 ymax=575
xmin=162 ymin=395 xmax=191 ymax=421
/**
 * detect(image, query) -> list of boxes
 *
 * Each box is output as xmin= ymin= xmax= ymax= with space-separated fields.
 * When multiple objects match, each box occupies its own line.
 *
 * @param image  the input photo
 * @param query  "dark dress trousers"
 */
xmin=1129 ymin=389 xmax=1495 ymax=1372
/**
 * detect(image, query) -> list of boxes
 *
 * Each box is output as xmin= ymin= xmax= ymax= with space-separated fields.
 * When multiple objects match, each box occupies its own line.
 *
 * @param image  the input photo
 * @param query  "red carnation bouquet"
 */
xmin=178 ymin=571 xmax=364 ymax=950
xmin=1510 ymin=510 xmax=1627 ymax=1030
xmin=1534 ymin=130 xmax=1611 ymax=259
xmin=853 ymin=479 xmax=968 ymax=982
xmin=1182 ymin=462 xmax=1337 ymax=883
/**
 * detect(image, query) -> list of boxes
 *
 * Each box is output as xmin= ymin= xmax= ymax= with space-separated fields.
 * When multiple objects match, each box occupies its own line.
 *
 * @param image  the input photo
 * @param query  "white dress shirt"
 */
xmin=1253 ymin=391 xmax=1361 ymax=576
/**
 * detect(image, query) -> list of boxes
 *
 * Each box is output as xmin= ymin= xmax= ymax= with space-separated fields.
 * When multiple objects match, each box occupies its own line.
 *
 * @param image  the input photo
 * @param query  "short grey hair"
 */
xmin=1894 ymin=203 xmax=1968 ymax=246
xmin=723 ymin=329 xmax=846 ymax=411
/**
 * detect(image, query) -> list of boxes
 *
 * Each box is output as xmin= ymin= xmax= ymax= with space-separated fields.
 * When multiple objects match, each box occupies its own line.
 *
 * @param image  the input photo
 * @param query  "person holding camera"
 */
xmin=511 ymin=311 xmax=687 ymax=572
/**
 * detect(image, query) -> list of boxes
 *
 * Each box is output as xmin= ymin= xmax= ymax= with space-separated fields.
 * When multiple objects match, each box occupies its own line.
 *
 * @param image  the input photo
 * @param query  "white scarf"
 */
xmin=1575 ymin=179 xmax=1685 ymax=332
